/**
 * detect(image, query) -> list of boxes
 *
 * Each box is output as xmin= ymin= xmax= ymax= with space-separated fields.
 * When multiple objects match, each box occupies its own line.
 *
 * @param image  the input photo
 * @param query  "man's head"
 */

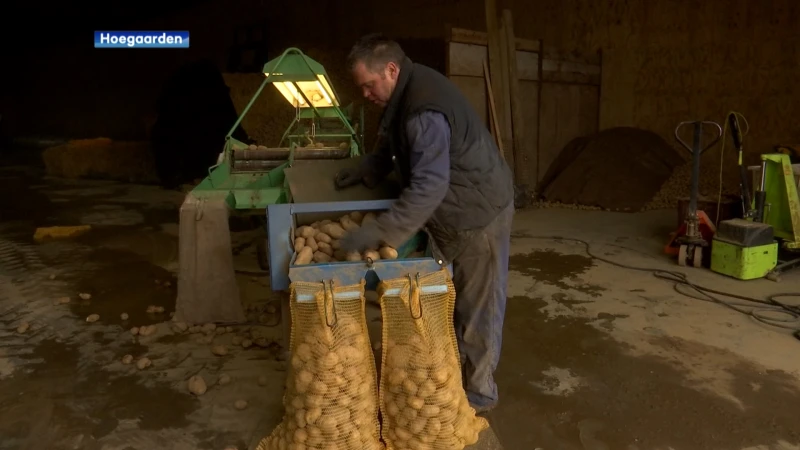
xmin=347 ymin=33 xmax=405 ymax=107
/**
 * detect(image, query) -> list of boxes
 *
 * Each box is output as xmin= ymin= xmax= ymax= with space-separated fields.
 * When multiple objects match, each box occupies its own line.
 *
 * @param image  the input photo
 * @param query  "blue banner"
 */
xmin=94 ymin=31 xmax=190 ymax=48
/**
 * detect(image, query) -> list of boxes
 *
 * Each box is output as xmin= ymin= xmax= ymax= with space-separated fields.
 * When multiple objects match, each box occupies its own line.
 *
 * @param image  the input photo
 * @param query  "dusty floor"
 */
xmin=1 ymin=163 xmax=799 ymax=450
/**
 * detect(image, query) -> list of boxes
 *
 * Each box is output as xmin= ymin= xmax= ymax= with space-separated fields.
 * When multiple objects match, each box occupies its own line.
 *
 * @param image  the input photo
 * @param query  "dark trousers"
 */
xmin=448 ymin=202 xmax=514 ymax=409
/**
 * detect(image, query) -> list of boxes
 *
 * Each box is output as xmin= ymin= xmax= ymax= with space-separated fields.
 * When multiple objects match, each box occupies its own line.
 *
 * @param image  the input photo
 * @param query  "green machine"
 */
xmin=174 ymin=48 xmax=366 ymax=324
xmin=710 ymin=115 xmax=800 ymax=281
xmin=189 ymin=47 xmax=364 ymax=212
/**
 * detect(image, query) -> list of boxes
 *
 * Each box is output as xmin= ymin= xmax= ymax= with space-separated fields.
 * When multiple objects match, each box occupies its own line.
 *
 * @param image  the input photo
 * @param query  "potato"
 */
xmin=379 ymin=246 xmax=398 ymax=260
xmin=362 ymin=212 xmax=377 ymax=225
xmin=297 ymin=226 xmax=315 ymax=239
xmin=333 ymin=249 xmax=347 ymax=261
xmin=431 ymin=368 xmax=450 ymax=384
xmin=314 ymin=231 xmax=332 ymax=243
xmin=340 ymin=215 xmax=360 ymax=231
xmin=407 ymin=396 xmax=425 ymax=410
xmin=388 ymin=369 xmax=407 ymax=386
xmin=313 ymin=251 xmax=332 ymax=263
xmin=417 ymin=379 xmax=437 ymax=398
xmin=305 ymin=236 xmax=319 ymax=252
xmin=330 ymin=239 xmax=341 ymax=250
xmin=322 ymin=223 xmax=346 ymax=239
xmin=349 ymin=211 xmax=364 ymax=224
xmin=345 ymin=251 xmax=362 ymax=262
xmin=294 ymin=237 xmax=306 ymax=252
xmin=320 ymin=219 xmax=332 ymax=226
xmin=295 ymin=247 xmax=313 ymax=265
xmin=402 ymin=379 xmax=418 ymax=396
xmin=317 ymin=241 xmax=333 ymax=256
xmin=363 ymin=250 xmax=380 ymax=261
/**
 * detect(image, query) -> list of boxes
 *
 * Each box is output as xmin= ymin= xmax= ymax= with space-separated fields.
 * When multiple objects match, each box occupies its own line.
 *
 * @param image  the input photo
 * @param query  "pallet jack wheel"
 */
xmin=692 ymin=246 xmax=703 ymax=268
xmin=678 ymin=245 xmax=689 ymax=267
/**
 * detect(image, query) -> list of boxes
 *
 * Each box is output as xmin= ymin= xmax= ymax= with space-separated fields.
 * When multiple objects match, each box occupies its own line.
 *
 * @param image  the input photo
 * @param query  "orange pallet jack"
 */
xmin=664 ymin=120 xmax=722 ymax=267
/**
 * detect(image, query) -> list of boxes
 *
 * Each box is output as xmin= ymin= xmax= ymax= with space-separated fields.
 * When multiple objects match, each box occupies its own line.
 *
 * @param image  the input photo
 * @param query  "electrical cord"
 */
xmin=522 ymin=235 xmax=800 ymax=339
xmin=715 ymin=111 xmax=750 ymax=225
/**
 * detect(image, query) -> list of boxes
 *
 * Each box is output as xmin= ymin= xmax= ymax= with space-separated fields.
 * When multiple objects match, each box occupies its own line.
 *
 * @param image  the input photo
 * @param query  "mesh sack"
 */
xmin=377 ymin=269 xmax=489 ymax=450
xmin=257 ymin=279 xmax=384 ymax=450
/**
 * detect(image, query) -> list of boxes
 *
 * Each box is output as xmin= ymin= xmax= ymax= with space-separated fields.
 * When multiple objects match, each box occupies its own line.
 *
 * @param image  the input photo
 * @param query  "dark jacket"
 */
xmin=368 ymin=57 xmax=514 ymax=261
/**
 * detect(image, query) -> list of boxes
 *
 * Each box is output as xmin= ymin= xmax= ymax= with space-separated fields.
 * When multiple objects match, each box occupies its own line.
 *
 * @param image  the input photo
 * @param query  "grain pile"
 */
xmin=42 ymin=138 xmax=158 ymax=184
xmin=539 ymin=127 xmax=684 ymax=212
xmin=643 ymin=161 xmax=742 ymax=210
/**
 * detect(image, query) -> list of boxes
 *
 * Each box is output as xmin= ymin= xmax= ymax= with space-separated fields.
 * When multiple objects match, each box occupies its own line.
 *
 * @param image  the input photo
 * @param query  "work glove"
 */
xmin=334 ymin=167 xmax=380 ymax=190
xmin=334 ymin=168 xmax=363 ymax=190
xmin=339 ymin=222 xmax=383 ymax=253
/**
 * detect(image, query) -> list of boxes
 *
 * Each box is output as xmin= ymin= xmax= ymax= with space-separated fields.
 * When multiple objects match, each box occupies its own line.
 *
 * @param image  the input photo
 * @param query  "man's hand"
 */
xmin=340 ymin=222 xmax=383 ymax=253
xmin=334 ymin=167 xmax=381 ymax=190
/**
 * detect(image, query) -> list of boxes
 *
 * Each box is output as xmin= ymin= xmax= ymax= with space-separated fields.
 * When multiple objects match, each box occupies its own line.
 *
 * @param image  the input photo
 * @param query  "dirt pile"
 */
xmin=538 ymin=127 xmax=685 ymax=212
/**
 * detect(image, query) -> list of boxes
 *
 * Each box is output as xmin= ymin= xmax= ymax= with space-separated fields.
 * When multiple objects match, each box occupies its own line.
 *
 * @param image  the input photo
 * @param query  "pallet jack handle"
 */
xmin=674 ymin=121 xmax=723 ymax=156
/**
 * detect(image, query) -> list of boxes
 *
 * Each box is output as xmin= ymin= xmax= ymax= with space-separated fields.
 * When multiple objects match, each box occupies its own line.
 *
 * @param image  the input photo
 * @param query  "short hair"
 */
xmin=347 ymin=33 xmax=406 ymax=73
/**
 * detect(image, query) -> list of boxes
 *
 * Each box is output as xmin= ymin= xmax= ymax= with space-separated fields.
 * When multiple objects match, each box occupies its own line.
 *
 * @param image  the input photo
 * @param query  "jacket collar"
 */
xmin=378 ymin=56 xmax=414 ymax=135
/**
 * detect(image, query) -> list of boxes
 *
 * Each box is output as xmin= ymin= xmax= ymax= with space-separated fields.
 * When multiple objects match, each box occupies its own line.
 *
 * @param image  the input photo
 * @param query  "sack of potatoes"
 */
xmin=376 ymin=269 xmax=489 ymax=449
xmin=257 ymin=280 xmax=384 ymax=450
xmin=292 ymin=211 xmax=399 ymax=265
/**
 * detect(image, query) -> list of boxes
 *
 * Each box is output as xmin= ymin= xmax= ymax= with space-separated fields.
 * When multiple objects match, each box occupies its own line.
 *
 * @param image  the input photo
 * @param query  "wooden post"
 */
xmin=502 ymin=9 xmax=526 ymax=186
xmin=498 ymin=18 xmax=515 ymax=171
xmin=484 ymin=0 xmax=510 ymax=162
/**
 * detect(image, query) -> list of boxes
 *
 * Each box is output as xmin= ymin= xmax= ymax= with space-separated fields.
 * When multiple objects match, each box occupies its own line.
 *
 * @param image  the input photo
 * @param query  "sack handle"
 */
xmin=407 ymin=272 xmax=423 ymax=320
xmin=321 ymin=279 xmax=339 ymax=328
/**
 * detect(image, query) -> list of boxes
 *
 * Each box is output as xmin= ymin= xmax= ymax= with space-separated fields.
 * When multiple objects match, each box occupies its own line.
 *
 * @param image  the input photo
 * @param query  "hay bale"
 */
xmin=42 ymin=138 xmax=158 ymax=184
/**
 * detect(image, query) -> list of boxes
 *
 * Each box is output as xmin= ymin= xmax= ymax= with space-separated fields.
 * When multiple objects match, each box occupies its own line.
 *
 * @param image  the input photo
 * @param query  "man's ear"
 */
xmin=386 ymin=61 xmax=400 ymax=81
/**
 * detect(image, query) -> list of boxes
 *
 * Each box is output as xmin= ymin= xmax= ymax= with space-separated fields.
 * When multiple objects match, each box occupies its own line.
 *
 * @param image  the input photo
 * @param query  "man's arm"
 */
xmin=360 ymin=134 xmax=394 ymax=185
xmin=375 ymin=110 xmax=451 ymax=247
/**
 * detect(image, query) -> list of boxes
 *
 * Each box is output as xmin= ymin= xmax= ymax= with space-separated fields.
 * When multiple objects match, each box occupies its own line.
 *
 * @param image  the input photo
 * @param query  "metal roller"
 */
xmin=233 ymin=146 xmax=350 ymax=161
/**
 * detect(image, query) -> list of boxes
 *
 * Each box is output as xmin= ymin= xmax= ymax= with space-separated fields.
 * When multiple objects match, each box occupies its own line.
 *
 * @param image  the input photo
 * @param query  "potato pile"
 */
xmin=293 ymin=211 xmax=399 ymax=265
xmin=258 ymin=285 xmax=383 ymax=450
xmin=381 ymin=334 xmax=487 ymax=449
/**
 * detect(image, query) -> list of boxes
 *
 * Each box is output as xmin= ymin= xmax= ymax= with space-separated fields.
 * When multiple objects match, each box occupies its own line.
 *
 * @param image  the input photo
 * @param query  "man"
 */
xmin=334 ymin=33 xmax=515 ymax=413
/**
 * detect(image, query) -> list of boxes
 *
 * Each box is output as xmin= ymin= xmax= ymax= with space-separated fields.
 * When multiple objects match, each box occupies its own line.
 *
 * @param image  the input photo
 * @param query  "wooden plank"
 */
xmin=447 ymin=42 xmax=539 ymax=81
xmin=503 ymin=9 xmax=526 ymax=186
xmin=537 ymin=83 xmax=600 ymax=184
xmin=520 ymin=80 xmax=540 ymax=186
xmin=485 ymin=0 xmax=511 ymax=165
xmin=542 ymin=57 xmax=602 ymax=85
xmin=450 ymin=76 xmax=488 ymax=128
xmin=483 ymin=59 xmax=505 ymax=158
xmin=449 ymin=26 xmax=540 ymax=52
xmin=498 ymin=19 xmax=515 ymax=167
xmin=543 ymin=48 xmax=601 ymax=65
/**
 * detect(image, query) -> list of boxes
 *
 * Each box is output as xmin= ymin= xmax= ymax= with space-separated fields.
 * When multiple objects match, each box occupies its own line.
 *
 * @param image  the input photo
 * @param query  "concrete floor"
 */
xmin=1 ymin=164 xmax=799 ymax=450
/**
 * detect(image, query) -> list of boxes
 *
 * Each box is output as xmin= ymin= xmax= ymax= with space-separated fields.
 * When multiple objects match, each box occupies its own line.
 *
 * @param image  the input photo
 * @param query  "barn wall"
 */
xmin=2 ymin=0 xmax=797 ymax=179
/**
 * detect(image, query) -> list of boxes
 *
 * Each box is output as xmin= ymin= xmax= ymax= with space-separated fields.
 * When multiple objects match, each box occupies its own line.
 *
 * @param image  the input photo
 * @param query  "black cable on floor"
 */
xmin=524 ymin=236 xmax=800 ymax=336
